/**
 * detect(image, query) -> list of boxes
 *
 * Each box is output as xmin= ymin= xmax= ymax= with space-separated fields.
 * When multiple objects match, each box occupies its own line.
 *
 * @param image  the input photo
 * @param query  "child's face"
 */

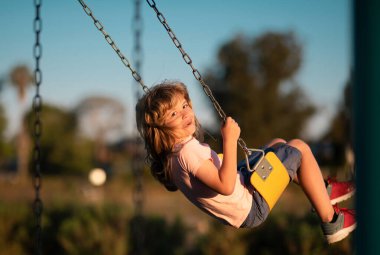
xmin=164 ymin=95 xmax=196 ymax=141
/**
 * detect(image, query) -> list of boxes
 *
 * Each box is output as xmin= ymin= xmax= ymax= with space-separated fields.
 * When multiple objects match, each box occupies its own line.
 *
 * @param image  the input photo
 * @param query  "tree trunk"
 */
xmin=16 ymin=100 xmax=30 ymax=182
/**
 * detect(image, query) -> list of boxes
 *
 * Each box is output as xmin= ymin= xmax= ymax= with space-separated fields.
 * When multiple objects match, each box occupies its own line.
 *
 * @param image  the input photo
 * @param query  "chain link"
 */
xmin=77 ymin=0 xmax=150 ymax=93
xmin=33 ymin=0 xmax=43 ymax=254
xmin=131 ymin=0 xmax=145 ymax=254
xmin=132 ymin=0 xmax=144 ymax=217
xmin=145 ymin=0 xmax=249 ymax=154
xmin=77 ymin=0 xmax=249 ymax=153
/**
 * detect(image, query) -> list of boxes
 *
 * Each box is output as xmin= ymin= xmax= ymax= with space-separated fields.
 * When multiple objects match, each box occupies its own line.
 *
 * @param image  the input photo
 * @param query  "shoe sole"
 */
xmin=326 ymin=223 xmax=357 ymax=244
xmin=330 ymin=190 xmax=355 ymax=205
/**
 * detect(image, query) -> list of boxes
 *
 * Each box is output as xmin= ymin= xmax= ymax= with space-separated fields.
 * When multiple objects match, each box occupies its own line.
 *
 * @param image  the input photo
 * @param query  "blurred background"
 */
xmin=0 ymin=0 xmax=355 ymax=254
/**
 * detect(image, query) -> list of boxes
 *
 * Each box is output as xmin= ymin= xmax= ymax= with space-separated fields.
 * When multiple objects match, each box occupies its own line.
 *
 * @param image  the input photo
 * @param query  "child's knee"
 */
xmin=288 ymin=139 xmax=311 ymax=154
xmin=267 ymin=138 xmax=287 ymax=147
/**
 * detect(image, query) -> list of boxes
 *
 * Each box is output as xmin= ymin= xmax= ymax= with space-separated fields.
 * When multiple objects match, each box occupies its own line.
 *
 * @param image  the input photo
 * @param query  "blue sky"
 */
xmin=0 ymin=0 xmax=352 ymax=140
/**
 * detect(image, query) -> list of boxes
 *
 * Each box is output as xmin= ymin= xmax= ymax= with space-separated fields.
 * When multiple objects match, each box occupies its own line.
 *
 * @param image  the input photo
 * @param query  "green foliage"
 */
xmin=205 ymin=32 xmax=316 ymax=147
xmin=54 ymin=204 xmax=128 ymax=255
xmin=0 ymin=104 xmax=13 ymax=167
xmin=191 ymin=221 xmax=245 ymax=255
xmin=0 ymin=203 xmax=33 ymax=255
xmin=319 ymin=76 xmax=353 ymax=167
xmin=25 ymin=104 xmax=94 ymax=175
xmin=0 ymin=201 xmax=353 ymax=255
xmin=243 ymin=213 xmax=323 ymax=255
xmin=194 ymin=212 xmax=352 ymax=255
xmin=324 ymin=77 xmax=352 ymax=145
xmin=242 ymin=212 xmax=352 ymax=255
xmin=0 ymin=105 xmax=6 ymax=139
xmin=129 ymin=215 xmax=187 ymax=255
xmin=0 ymin=202 xmax=130 ymax=255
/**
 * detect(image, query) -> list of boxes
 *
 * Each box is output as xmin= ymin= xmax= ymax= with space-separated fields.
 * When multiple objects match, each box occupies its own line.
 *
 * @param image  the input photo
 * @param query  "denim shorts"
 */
xmin=239 ymin=143 xmax=302 ymax=228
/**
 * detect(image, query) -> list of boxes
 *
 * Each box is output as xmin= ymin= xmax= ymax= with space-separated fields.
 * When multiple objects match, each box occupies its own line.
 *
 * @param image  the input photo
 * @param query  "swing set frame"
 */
xmin=32 ymin=1 xmax=293 ymax=253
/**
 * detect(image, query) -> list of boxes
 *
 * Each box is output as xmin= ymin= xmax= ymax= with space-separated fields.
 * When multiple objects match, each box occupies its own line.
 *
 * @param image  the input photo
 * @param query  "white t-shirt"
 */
xmin=169 ymin=136 xmax=253 ymax=228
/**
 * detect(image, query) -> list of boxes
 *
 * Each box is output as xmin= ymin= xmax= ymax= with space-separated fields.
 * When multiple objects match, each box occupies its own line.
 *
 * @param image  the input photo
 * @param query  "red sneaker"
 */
xmin=321 ymin=206 xmax=356 ymax=244
xmin=326 ymin=177 xmax=355 ymax=204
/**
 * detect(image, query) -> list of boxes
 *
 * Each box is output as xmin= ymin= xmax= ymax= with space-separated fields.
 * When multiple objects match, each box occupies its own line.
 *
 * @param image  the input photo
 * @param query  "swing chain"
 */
xmin=33 ymin=0 xmax=43 ymax=254
xmin=131 ymin=0 xmax=145 ymax=253
xmin=146 ymin=0 xmax=250 ymax=155
xmin=132 ymin=0 xmax=145 ymax=216
xmin=77 ymin=0 xmax=150 ymax=93
xmin=76 ymin=0 xmax=250 ymax=155
xmin=145 ymin=0 xmax=226 ymax=119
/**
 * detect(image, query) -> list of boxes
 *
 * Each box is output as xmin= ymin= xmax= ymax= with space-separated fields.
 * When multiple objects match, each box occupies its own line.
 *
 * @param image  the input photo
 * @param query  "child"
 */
xmin=135 ymin=81 xmax=356 ymax=244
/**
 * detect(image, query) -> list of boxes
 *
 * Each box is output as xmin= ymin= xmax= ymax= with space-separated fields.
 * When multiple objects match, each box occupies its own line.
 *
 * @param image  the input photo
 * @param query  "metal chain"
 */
xmin=77 ymin=0 xmax=249 ymax=153
xmin=130 ymin=156 xmax=145 ymax=255
xmin=33 ymin=0 xmax=43 ymax=254
xmin=145 ymin=0 xmax=249 ymax=154
xmin=131 ymin=0 xmax=145 ymax=254
xmin=132 ymin=0 xmax=144 ymax=216
xmin=77 ymin=0 xmax=150 ymax=93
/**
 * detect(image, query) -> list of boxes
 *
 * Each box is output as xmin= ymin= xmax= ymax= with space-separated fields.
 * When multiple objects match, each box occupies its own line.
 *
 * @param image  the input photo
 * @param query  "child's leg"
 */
xmin=287 ymin=139 xmax=334 ymax=223
xmin=265 ymin=138 xmax=355 ymax=243
xmin=265 ymin=138 xmax=302 ymax=183
xmin=265 ymin=138 xmax=287 ymax=147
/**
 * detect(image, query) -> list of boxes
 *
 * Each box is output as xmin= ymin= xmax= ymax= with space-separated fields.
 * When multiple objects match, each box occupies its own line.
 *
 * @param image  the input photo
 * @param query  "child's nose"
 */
xmin=182 ymin=110 xmax=190 ymax=119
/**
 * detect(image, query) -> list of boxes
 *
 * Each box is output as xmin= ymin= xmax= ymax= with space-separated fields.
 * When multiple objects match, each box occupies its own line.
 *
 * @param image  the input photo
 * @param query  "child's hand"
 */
xmin=221 ymin=117 xmax=241 ymax=142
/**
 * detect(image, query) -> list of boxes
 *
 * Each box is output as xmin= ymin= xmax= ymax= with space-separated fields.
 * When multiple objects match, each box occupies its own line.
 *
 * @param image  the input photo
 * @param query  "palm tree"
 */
xmin=9 ymin=65 xmax=33 ymax=181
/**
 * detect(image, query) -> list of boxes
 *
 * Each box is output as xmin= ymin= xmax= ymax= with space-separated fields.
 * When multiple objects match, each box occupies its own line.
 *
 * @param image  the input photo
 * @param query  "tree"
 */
xmin=0 ymin=106 xmax=6 ymax=140
xmin=8 ymin=65 xmax=33 ymax=181
xmin=0 ymin=81 xmax=9 ymax=163
xmin=0 ymin=75 xmax=16 ymax=171
xmin=321 ymin=74 xmax=353 ymax=166
xmin=25 ymin=104 xmax=94 ymax=175
xmin=204 ymin=32 xmax=316 ymax=148
xmin=10 ymin=65 xmax=33 ymax=102
xmin=74 ymin=96 xmax=125 ymax=142
xmin=0 ymin=77 xmax=6 ymax=140
xmin=323 ymin=76 xmax=352 ymax=146
xmin=74 ymin=96 xmax=126 ymax=175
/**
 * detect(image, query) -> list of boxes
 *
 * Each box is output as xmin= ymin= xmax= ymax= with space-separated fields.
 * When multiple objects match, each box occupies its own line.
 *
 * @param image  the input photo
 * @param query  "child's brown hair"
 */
xmin=136 ymin=81 xmax=202 ymax=191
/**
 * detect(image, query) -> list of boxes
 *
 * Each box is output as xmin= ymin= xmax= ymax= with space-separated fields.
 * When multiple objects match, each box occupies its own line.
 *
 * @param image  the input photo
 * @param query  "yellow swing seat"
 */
xmin=248 ymin=150 xmax=290 ymax=210
xmin=237 ymin=148 xmax=290 ymax=210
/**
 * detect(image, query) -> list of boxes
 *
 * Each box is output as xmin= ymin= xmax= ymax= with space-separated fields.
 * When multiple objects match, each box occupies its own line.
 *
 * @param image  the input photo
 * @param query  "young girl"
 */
xmin=135 ymin=81 xmax=356 ymax=244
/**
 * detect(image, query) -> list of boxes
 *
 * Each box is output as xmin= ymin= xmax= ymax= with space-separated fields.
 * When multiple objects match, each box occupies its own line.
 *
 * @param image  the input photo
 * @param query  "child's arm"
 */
xmin=195 ymin=117 xmax=241 ymax=195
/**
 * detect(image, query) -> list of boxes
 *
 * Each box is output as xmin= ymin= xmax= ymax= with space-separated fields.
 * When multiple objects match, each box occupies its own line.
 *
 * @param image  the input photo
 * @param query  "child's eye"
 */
xmin=183 ymin=103 xmax=189 ymax=109
xmin=171 ymin=111 xmax=177 ymax=117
